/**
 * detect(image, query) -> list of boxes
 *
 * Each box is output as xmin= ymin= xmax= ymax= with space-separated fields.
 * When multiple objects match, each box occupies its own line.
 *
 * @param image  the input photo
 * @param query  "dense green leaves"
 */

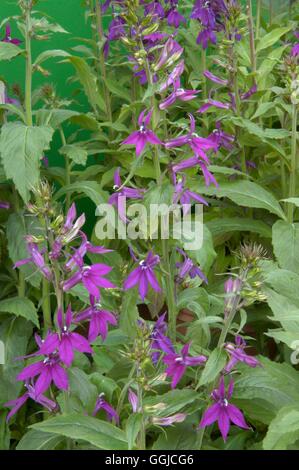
xmin=0 ymin=123 xmax=53 ymax=202
xmin=263 ymin=406 xmax=299 ymax=450
xmin=0 ymin=297 xmax=39 ymax=327
xmin=30 ymin=414 xmax=128 ymax=450
xmin=272 ymin=221 xmax=299 ymax=274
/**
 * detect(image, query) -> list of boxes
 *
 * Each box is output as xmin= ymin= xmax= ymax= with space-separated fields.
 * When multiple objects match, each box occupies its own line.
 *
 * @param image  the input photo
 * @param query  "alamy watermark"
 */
xmin=95 ymin=197 xmax=204 ymax=251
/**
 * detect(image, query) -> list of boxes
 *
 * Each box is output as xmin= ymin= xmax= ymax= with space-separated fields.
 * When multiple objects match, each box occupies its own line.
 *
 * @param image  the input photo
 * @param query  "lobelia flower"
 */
xmin=150 ymin=313 xmax=175 ymax=364
xmin=154 ymin=37 xmax=184 ymax=71
xmin=175 ymin=248 xmax=208 ymax=284
xmin=103 ymin=16 xmax=126 ymax=57
xmin=197 ymin=98 xmax=230 ymax=114
xmin=63 ymin=262 xmax=116 ymax=300
xmin=152 ymin=413 xmax=186 ymax=426
xmin=224 ymin=336 xmax=260 ymax=373
xmin=165 ymin=114 xmax=218 ymax=162
xmin=196 ymin=28 xmax=217 ymax=49
xmin=93 ymin=393 xmax=119 ymax=423
xmin=128 ymin=389 xmax=139 ymax=413
xmin=199 ymin=376 xmax=250 ymax=441
xmin=123 ymin=249 xmax=161 ymax=300
xmin=0 ymin=201 xmax=10 ymax=209
xmin=159 ymin=79 xmax=199 ymax=110
xmin=224 ymin=276 xmax=241 ymax=317
xmin=61 ymin=203 xmax=86 ymax=244
xmin=167 ymin=7 xmax=186 ymax=28
xmin=64 ymin=231 xmax=112 ymax=270
xmin=160 ymin=60 xmax=185 ymax=93
xmin=1 ymin=24 xmax=21 ymax=45
xmin=108 ymin=168 xmax=145 ymax=222
xmin=122 ymin=109 xmax=162 ymax=157
xmin=203 ymin=70 xmax=228 ymax=86
xmin=173 ymin=175 xmax=208 ymax=214
xmin=39 ymin=306 xmax=93 ymax=367
xmin=14 ymin=242 xmax=52 ymax=281
xmin=208 ymin=121 xmax=234 ymax=151
xmin=163 ymin=343 xmax=206 ymax=388
xmin=291 ymin=32 xmax=299 ymax=57
xmin=143 ymin=0 xmax=165 ymax=18
xmin=5 ymin=381 xmax=57 ymax=422
xmin=16 ymin=352 xmax=68 ymax=397
xmin=240 ymin=83 xmax=257 ymax=101
xmin=75 ymin=295 xmax=117 ymax=343
xmin=171 ymin=155 xmax=218 ymax=187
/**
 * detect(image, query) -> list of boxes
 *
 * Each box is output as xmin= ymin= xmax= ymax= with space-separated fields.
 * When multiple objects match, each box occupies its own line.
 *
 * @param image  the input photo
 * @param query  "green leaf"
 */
xmin=126 ymin=413 xmax=143 ymax=450
xmin=281 ymin=198 xmax=299 ymax=207
xmin=233 ymin=358 xmax=299 ymax=424
xmin=0 ymin=41 xmax=23 ymax=60
xmin=119 ymin=288 xmax=139 ymax=338
xmin=35 ymin=109 xmax=79 ymax=128
xmin=198 ymin=348 xmax=227 ymax=386
xmin=263 ymin=405 xmax=299 ymax=450
xmin=17 ymin=430 xmax=64 ymax=450
xmin=0 ymin=123 xmax=54 ymax=202
xmin=54 ymin=181 xmax=107 ymax=206
xmin=263 ymin=268 xmax=299 ymax=307
xmin=60 ymin=144 xmax=88 ymax=166
xmin=144 ymin=389 xmax=200 ymax=417
xmin=256 ymin=26 xmax=291 ymax=52
xmin=272 ymin=221 xmax=299 ymax=274
xmin=207 ymin=217 xmax=271 ymax=239
xmin=34 ymin=49 xmax=69 ymax=66
xmin=30 ymin=414 xmax=128 ymax=450
xmin=68 ymin=368 xmax=98 ymax=413
xmin=66 ymin=56 xmax=105 ymax=114
xmin=0 ymin=297 xmax=39 ymax=327
xmin=199 ymin=181 xmax=286 ymax=220
xmin=265 ymin=288 xmax=299 ymax=331
xmin=251 ymin=102 xmax=275 ymax=120
xmin=231 ymin=117 xmax=290 ymax=141
xmin=152 ymin=422 xmax=198 ymax=450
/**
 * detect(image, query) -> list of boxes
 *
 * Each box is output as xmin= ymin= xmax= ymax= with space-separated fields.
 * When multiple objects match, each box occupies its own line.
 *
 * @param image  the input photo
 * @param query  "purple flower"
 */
xmin=167 ymin=8 xmax=186 ymax=28
xmin=175 ymin=248 xmax=207 ymax=283
xmin=196 ymin=28 xmax=217 ymax=49
xmin=165 ymin=114 xmax=218 ymax=162
xmin=0 ymin=201 xmax=10 ymax=209
xmin=199 ymin=376 xmax=250 ymax=441
xmin=171 ymin=155 xmax=218 ymax=187
xmin=159 ymin=80 xmax=199 ymax=110
xmin=240 ymin=83 xmax=257 ymax=100
xmin=5 ymin=381 xmax=57 ymax=422
xmin=93 ymin=393 xmax=119 ymax=423
xmin=203 ymin=70 xmax=228 ymax=86
xmin=150 ymin=313 xmax=175 ymax=364
xmin=63 ymin=263 xmax=116 ymax=300
xmin=224 ymin=336 xmax=260 ymax=373
xmin=39 ymin=306 xmax=93 ymax=367
xmin=122 ymin=109 xmax=162 ymax=157
xmin=154 ymin=37 xmax=184 ymax=71
xmin=160 ymin=60 xmax=185 ymax=92
xmin=123 ymin=250 xmax=161 ymax=300
xmin=14 ymin=243 xmax=52 ymax=281
xmin=153 ymin=413 xmax=186 ymax=426
xmin=75 ymin=296 xmax=117 ymax=343
xmin=16 ymin=353 xmax=68 ymax=397
xmin=291 ymin=32 xmax=299 ymax=57
xmin=163 ymin=343 xmax=206 ymax=388
xmin=1 ymin=24 xmax=21 ymax=45
xmin=64 ymin=231 xmax=112 ymax=270
xmin=208 ymin=121 xmax=234 ymax=151
xmin=173 ymin=175 xmax=208 ymax=214
xmin=108 ymin=168 xmax=145 ymax=222
xmin=197 ymin=99 xmax=230 ymax=114
xmin=62 ymin=203 xmax=86 ymax=244
xmin=128 ymin=389 xmax=139 ymax=412
xmin=144 ymin=0 xmax=165 ymax=18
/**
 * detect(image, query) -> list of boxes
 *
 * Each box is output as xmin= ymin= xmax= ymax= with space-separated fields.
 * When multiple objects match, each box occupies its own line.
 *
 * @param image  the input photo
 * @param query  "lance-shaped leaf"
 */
xmin=0 ymin=122 xmax=54 ymax=202
xmin=0 ymin=42 xmax=23 ymax=60
xmin=0 ymin=297 xmax=39 ymax=327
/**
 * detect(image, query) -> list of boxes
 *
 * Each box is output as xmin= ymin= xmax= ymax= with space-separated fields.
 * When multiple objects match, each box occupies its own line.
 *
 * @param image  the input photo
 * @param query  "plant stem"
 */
xmin=231 ymin=51 xmax=247 ymax=175
xmin=247 ymin=0 xmax=257 ymax=75
xmin=143 ymin=48 xmax=177 ymax=341
xmin=197 ymin=268 xmax=248 ymax=449
xmin=287 ymin=103 xmax=298 ymax=223
xmin=94 ymin=0 xmax=112 ymax=121
xmin=201 ymin=49 xmax=207 ymax=100
xmin=59 ymin=127 xmax=71 ymax=210
xmin=256 ymin=0 xmax=262 ymax=40
xmin=42 ymin=276 xmax=52 ymax=332
xmin=137 ymin=382 xmax=146 ymax=450
xmin=25 ymin=4 xmax=33 ymax=127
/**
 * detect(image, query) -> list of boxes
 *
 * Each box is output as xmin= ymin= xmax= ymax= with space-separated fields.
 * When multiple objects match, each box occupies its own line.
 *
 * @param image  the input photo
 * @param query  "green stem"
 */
xmin=25 ymin=5 xmax=33 ymax=127
xmin=256 ymin=0 xmax=262 ymax=40
xmin=94 ymin=0 xmax=112 ymax=121
xmin=201 ymin=49 xmax=207 ymax=100
xmin=42 ymin=276 xmax=52 ymax=332
xmin=143 ymin=49 xmax=177 ymax=341
xmin=247 ymin=0 xmax=257 ymax=75
xmin=287 ymin=104 xmax=298 ymax=223
xmin=59 ymin=127 xmax=71 ymax=210
xmin=137 ymin=382 xmax=146 ymax=450
xmin=232 ymin=52 xmax=247 ymax=175
xmin=197 ymin=268 xmax=248 ymax=449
